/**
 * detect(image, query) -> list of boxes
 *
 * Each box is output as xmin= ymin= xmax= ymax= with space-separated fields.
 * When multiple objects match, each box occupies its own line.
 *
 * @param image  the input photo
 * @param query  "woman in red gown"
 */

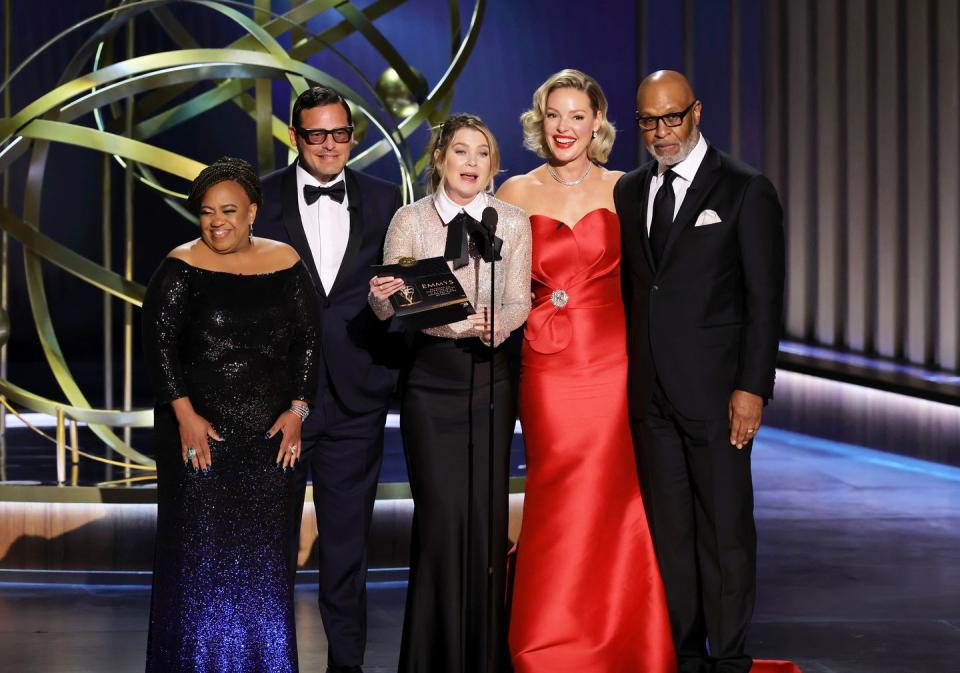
xmin=497 ymin=69 xmax=676 ymax=673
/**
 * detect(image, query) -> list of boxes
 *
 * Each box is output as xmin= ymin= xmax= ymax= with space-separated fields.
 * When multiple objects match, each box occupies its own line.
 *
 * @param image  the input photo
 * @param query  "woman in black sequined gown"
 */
xmin=142 ymin=158 xmax=321 ymax=673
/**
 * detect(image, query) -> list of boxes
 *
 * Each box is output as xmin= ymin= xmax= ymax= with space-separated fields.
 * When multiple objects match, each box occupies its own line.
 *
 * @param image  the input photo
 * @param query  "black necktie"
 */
xmin=649 ymin=169 xmax=678 ymax=266
xmin=303 ymin=181 xmax=346 ymax=205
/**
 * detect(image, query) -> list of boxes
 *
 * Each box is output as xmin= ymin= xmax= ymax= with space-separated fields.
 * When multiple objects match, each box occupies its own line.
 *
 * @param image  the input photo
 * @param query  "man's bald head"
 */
xmin=636 ymin=70 xmax=701 ymax=167
xmin=637 ymin=70 xmax=696 ymax=103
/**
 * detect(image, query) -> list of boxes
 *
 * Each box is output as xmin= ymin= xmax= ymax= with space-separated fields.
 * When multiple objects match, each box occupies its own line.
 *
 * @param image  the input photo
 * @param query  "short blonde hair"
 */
xmin=426 ymin=113 xmax=501 ymax=194
xmin=521 ymin=69 xmax=615 ymax=164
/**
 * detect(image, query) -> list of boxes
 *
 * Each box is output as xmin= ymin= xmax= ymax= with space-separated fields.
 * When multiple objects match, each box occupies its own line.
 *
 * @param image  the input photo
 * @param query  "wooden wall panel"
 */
xmin=874 ymin=0 xmax=903 ymax=359
xmin=844 ymin=0 xmax=873 ymax=353
xmin=815 ymin=0 xmax=842 ymax=345
xmin=905 ymin=0 xmax=933 ymax=364
xmin=936 ymin=0 xmax=960 ymax=370
xmin=785 ymin=0 xmax=815 ymax=338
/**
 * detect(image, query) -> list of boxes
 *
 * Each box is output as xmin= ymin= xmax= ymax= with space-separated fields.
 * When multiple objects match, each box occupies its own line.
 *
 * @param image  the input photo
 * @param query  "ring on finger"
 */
xmin=288 ymin=443 xmax=298 ymax=454
xmin=187 ymin=448 xmax=196 ymax=460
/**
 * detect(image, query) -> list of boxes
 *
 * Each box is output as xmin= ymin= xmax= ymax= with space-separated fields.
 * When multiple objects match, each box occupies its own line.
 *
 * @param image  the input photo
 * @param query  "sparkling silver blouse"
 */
xmin=369 ymin=193 xmax=532 ymax=346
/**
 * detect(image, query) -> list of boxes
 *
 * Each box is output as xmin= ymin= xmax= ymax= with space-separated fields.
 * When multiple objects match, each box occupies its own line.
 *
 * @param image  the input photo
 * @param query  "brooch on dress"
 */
xmin=550 ymin=289 xmax=569 ymax=308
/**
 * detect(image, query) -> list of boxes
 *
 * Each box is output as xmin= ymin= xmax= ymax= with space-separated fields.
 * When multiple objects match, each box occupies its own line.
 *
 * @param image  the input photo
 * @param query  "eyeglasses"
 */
xmin=295 ymin=126 xmax=354 ymax=145
xmin=635 ymin=101 xmax=698 ymax=131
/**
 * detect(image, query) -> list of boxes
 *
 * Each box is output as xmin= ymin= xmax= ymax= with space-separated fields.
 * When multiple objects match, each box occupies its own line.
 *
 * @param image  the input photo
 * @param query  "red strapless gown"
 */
xmin=510 ymin=209 xmax=801 ymax=673
xmin=510 ymin=208 xmax=675 ymax=673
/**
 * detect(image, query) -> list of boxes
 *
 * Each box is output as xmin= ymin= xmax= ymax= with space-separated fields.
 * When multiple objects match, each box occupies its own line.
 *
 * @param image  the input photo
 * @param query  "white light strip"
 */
xmin=4 ymin=412 xmax=75 ymax=429
xmin=4 ymin=412 xmax=525 ymax=434
xmin=0 ymin=135 xmax=24 ymax=162
xmin=385 ymin=412 xmax=523 ymax=434
xmin=776 ymin=369 xmax=960 ymax=418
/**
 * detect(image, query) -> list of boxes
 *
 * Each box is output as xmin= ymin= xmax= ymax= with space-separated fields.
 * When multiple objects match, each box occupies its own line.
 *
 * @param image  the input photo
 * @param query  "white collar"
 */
xmin=296 ymin=162 xmax=345 ymax=189
xmin=433 ymin=185 xmax=488 ymax=224
xmin=659 ymin=133 xmax=708 ymax=182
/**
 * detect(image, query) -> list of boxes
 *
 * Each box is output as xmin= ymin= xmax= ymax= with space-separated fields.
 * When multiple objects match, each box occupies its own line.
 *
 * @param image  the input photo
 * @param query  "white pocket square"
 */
xmin=695 ymin=209 xmax=722 ymax=227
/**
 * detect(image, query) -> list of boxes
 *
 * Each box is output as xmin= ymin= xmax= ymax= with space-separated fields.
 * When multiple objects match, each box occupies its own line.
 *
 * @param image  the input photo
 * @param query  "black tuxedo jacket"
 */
xmin=615 ymin=145 xmax=785 ymax=421
xmin=259 ymin=163 xmax=404 ymax=414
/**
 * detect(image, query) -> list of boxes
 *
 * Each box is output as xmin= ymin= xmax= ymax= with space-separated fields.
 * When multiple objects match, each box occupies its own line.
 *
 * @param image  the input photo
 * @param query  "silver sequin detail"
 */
xmin=551 ymin=289 xmax=569 ymax=308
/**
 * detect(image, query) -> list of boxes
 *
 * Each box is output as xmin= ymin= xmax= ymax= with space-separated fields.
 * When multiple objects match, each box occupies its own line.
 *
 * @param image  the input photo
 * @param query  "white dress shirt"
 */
xmin=296 ymin=164 xmax=350 ymax=294
xmin=432 ymin=184 xmax=488 ymax=224
xmin=646 ymin=133 xmax=709 ymax=234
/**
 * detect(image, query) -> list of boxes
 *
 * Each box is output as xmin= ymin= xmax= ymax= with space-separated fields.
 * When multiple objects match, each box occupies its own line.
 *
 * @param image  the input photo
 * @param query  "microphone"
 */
xmin=480 ymin=206 xmax=498 ymax=240
xmin=468 ymin=207 xmax=500 ymax=263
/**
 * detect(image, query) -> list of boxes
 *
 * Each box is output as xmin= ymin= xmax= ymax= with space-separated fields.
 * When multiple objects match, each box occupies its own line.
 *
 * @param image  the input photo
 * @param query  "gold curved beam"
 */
xmin=7 ymin=1 xmax=318 ymax=469
xmin=2 ymin=50 xmax=297 ymax=142
xmin=19 ymin=119 xmax=205 ymax=180
xmin=1 ymin=0 xmax=485 ymax=469
xmin=348 ymin=0 xmax=486 ymax=170
xmin=334 ymin=3 xmax=427 ymax=100
xmin=126 ymin=0 xmax=406 ymax=139
xmin=86 ymin=1 xmax=482 ymax=188
xmin=9 ymin=17 xmax=408 ymax=469
xmin=0 ymin=379 xmax=153 ymax=428
xmin=0 ymin=207 xmax=145 ymax=304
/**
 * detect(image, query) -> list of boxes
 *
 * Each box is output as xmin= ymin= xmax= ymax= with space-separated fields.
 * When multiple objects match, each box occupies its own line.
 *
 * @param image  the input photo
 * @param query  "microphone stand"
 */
xmin=466 ymin=247 xmax=481 ymax=673
xmin=467 ymin=208 xmax=500 ymax=673
xmin=484 ymin=227 xmax=496 ymax=673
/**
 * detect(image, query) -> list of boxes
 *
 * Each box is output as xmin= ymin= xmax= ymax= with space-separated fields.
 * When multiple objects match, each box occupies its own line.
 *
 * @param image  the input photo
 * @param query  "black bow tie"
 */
xmin=443 ymin=210 xmax=502 ymax=269
xmin=303 ymin=181 xmax=346 ymax=205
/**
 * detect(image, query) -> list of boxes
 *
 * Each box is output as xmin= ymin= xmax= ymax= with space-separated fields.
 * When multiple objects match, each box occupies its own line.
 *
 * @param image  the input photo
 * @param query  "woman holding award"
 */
xmin=369 ymin=113 xmax=531 ymax=673
xmin=496 ymin=70 xmax=676 ymax=672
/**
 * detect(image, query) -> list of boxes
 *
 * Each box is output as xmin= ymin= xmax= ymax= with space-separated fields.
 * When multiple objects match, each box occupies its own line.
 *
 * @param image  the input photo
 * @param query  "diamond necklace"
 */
xmin=547 ymin=161 xmax=592 ymax=186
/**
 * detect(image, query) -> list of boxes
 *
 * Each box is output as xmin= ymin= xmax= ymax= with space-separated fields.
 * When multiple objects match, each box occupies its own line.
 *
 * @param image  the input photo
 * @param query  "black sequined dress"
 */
xmin=142 ymin=257 xmax=320 ymax=673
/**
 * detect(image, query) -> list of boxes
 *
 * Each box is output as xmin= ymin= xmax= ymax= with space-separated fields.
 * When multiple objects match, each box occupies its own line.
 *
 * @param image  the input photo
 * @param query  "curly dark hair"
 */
xmin=186 ymin=157 xmax=262 ymax=214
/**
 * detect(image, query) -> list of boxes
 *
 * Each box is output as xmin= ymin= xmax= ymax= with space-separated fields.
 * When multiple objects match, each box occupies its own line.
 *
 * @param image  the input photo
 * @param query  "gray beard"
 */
xmin=652 ymin=127 xmax=700 ymax=168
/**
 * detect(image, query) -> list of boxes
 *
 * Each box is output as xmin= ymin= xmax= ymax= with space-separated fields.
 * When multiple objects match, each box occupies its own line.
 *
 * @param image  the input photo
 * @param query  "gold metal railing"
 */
xmin=0 ymin=396 xmax=156 ymax=487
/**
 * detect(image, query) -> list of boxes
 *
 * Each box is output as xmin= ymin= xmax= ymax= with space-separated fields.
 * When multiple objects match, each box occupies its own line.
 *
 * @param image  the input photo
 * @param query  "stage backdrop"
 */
xmin=0 ymin=0 xmax=956 ymax=407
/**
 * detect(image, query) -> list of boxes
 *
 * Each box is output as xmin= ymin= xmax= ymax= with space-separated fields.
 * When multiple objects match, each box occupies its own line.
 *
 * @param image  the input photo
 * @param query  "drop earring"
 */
xmin=591 ymin=130 xmax=598 ymax=139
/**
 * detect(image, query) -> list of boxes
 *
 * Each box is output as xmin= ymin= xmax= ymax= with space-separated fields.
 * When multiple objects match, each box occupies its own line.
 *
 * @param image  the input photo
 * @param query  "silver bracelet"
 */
xmin=290 ymin=403 xmax=309 ymax=421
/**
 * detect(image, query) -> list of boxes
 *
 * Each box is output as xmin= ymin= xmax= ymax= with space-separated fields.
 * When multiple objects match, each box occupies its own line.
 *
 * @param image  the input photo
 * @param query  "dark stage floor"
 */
xmin=0 ymin=427 xmax=958 ymax=673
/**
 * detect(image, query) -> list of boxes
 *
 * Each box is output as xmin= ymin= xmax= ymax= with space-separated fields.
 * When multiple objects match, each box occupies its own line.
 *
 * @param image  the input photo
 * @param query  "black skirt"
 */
xmin=398 ymin=334 xmax=515 ymax=673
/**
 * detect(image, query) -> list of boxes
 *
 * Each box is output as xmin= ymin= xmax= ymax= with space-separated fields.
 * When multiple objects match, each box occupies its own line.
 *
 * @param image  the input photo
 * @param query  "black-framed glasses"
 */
xmin=635 ymin=101 xmax=698 ymax=131
xmin=295 ymin=126 xmax=354 ymax=145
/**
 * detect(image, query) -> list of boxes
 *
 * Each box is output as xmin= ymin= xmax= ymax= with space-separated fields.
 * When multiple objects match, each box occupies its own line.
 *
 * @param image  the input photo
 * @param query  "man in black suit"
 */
xmin=614 ymin=71 xmax=785 ymax=673
xmin=258 ymin=86 xmax=403 ymax=673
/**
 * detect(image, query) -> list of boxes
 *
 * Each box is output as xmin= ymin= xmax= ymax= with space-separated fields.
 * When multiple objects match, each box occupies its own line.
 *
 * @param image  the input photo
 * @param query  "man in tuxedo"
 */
xmin=614 ymin=71 xmax=785 ymax=673
xmin=258 ymin=86 xmax=403 ymax=673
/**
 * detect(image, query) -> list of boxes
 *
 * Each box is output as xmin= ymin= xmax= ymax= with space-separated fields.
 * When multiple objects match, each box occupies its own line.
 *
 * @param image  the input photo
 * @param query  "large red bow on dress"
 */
xmin=524 ymin=243 xmax=620 ymax=355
